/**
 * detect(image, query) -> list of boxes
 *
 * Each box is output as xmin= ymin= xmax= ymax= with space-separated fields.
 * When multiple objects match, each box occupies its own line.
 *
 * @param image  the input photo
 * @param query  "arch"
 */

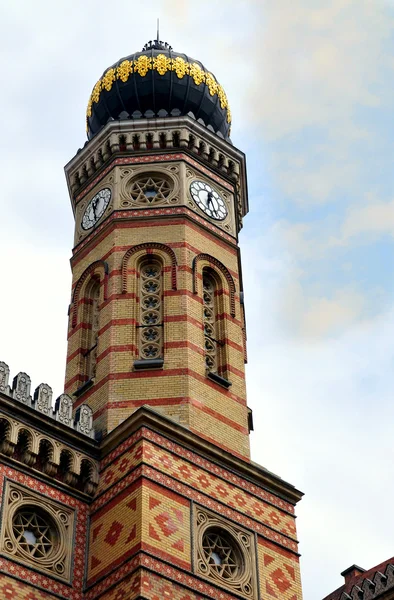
xmin=0 ymin=417 xmax=13 ymax=456
xmin=193 ymin=253 xmax=236 ymax=317
xmin=72 ymin=260 xmax=109 ymax=327
xmin=121 ymin=242 xmax=177 ymax=293
xmin=79 ymin=458 xmax=99 ymax=495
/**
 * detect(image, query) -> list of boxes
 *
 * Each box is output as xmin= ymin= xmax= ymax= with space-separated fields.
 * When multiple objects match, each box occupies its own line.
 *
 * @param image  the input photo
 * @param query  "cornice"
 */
xmin=100 ymin=406 xmax=304 ymax=506
xmin=63 ymin=116 xmax=248 ymax=226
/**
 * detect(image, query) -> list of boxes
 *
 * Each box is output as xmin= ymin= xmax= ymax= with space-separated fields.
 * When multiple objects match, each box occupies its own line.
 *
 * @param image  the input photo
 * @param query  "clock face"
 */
xmin=190 ymin=181 xmax=228 ymax=221
xmin=81 ymin=188 xmax=111 ymax=230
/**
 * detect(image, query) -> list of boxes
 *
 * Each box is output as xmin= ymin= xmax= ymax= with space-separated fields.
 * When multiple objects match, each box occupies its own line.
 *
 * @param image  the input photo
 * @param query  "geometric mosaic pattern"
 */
xmin=88 ymin=482 xmax=141 ymax=584
xmin=99 ymin=428 xmax=294 ymax=515
xmin=0 ymin=574 xmax=56 ymax=600
xmin=0 ymin=465 xmax=88 ymax=600
xmin=98 ymin=569 xmax=210 ymax=600
xmin=97 ymin=437 xmax=297 ymax=540
xmin=88 ymin=477 xmax=190 ymax=586
xmin=258 ymin=538 xmax=303 ymax=600
xmin=143 ymin=480 xmax=190 ymax=567
xmin=85 ymin=554 xmax=250 ymax=600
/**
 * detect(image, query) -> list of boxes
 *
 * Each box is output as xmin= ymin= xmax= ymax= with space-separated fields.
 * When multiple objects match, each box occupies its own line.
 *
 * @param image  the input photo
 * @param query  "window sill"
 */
xmin=207 ymin=372 xmax=232 ymax=389
xmin=133 ymin=358 xmax=164 ymax=371
xmin=74 ymin=379 xmax=94 ymax=398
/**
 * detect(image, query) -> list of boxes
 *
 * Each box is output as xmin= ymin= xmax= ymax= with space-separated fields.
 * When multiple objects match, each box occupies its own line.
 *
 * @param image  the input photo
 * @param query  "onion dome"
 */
xmin=86 ymin=40 xmax=231 ymax=140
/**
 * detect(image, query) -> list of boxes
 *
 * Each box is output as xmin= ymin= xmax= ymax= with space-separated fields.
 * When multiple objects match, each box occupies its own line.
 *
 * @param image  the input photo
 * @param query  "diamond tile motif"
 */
xmin=258 ymin=538 xmax=301 ymax=600
xmin=88 ymin=483 xmax=141 ymax=584
xmin=104 ymin=520 xmax=124 ymax=546
xmin=143 ymin=481 xmax=190 ymax=569
xmin=271 ymin=568 xmax=291 ymax=593
xmin=98 ymin=439 xmax=296 ymax=540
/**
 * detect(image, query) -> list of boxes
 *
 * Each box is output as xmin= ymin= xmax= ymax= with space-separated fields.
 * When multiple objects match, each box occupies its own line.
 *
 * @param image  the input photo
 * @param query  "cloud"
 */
xmin=340 ymin=199 xmax=394 ymax=240
xmin=248 ymin=0 xmax=392 ymax=139
xmin=281 ymin=282 xmax=366 ymax=337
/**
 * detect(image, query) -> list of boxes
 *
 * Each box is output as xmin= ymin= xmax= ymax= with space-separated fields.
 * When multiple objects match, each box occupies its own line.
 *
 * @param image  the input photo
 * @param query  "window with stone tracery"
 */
xmin=84 ymin=279 xmax=100 ymax=381
xmin=194 ymin=506 xmax=257 ymax=599
xmin=203 ymin=273 xmax=219 ymax=373
xmin=202 ymin=269 xmax=230 ymax=386
xmin=129 ymin=174 xmax=172 ymax=205
xmin=138 ymin=260 xmax=163 ymax=361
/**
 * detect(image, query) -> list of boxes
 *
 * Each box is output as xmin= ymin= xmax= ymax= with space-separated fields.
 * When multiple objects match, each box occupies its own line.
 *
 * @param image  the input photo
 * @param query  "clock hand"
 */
xmin=92 ymin=198 xmax=99 ymax=220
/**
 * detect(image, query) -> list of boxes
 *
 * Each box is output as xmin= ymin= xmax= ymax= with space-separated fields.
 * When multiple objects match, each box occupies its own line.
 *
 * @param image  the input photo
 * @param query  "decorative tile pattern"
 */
xmin=75 ymin=155 xmax=233 ymax=205
xmin=86 ymin=555 xmax=246 ymax=600
xmin=142 ymin=479 xmax=190 ymax=568
xmin=88 ymin=477 xmax=190 ymax=586
xmin=257 ymin=538 xmax=302 ymax=600
xmin=100 ymin=428 xmax=294 ymax=515
xmin=88 ymin=481 xmax=141 ymax=584
xmin=98 ymin=568 xmax=210 ymax=600
xmin=0 ymin=573 xmax=57 ymax=599
xmin=97 ymin=437 xmax=297 ymax=543
xmin=0 ymin=466 xmax=88 ymax=600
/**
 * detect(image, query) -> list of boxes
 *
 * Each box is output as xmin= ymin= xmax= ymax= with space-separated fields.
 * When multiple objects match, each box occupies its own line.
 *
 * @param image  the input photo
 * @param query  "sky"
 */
xmin=0 ymin=1 xmax=393 ymax=598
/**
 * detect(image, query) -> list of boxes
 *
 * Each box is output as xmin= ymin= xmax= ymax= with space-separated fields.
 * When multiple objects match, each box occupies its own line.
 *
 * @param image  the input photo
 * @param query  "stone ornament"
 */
xmin=34 ymin=384 xmax=53 ymax=416
xmin=0 ymin=412 xmax=98 ymax=495
xmin=0 ymin=361 xmax=10 ymax=395
xmin=75 ymin=404 xmax=94 ymax=438
xmin=12 ymin=372 xmax=32 ymax=406
xmin=0 ymin=480 xmax=75 ymax=582
xmin=120 ymin=167 xmax=178 ymax=208
xmin=54 ymin=394 xmax=73 ymax=427
xmin=0 ymin=360 xmax=95 ymax=439
xmin=194 ymin=505 xmax=258 ymax=599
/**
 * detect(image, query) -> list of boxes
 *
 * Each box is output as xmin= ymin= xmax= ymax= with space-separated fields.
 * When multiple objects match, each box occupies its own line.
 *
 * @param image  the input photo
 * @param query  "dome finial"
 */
xmin=142 ymin=19 xmax=172 ymax=52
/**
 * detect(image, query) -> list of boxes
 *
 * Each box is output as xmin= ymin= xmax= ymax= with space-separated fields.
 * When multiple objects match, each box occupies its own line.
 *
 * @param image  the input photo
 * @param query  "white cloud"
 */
xmin=340 ymin=199 xmax=394 ymax=240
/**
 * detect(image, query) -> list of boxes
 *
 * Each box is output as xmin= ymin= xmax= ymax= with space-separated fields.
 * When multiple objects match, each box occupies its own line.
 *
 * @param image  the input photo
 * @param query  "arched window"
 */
xmin=203 ymin=273 xmax=219 ymax=373
xmin=136 ymin=259 xmax=163 ymax=366
xmin=202 ymin=269 xmax=231 ymax=388
xmin=84 ymin=278 xmax=100 ymax=381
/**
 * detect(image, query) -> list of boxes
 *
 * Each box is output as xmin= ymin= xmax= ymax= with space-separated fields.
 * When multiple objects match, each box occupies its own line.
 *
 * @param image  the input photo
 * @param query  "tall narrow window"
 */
xmin=202 ymin=270 xmax=231 ymax=388
xmin=138 ymin=260 xmax=163 ymax=364
xmin=203 ymin=274 xmax=218 ymax=373
xmin=85 ymin=280 xmax=100 ymax=381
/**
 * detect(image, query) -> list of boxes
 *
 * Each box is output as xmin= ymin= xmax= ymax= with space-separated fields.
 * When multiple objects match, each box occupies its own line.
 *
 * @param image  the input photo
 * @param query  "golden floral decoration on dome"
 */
xmin=86 ymin=55 xmax=232 ymax=130
xmin=86 ymin=97 xmax=93 ymax=118
xmin=189 ymin=62 xmax=206 ymax=86
xmin=205 ymin=72 xmax=218 ymax=97
xmin=91 ymin=80 xmax=102 ymax=104
xmin=171 ymin=56 xmax=190 ymax=79
xmin=117 ymin=60 xmax=133 ymax=82
xmin=134 ymin=55 xmax=152 ymax=77
xmin=217 ymin=85 xmax=228 ymax=109
xmin=102 ymin=68 xmax=116 ymax=92
xmin=153 ymin=54 xmax=171 ymax=76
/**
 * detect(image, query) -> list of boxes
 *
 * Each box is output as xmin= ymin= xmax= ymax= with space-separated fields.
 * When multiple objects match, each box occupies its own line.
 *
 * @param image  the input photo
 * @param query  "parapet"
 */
xmin=0 ymin=361 xmax=94 ymax=438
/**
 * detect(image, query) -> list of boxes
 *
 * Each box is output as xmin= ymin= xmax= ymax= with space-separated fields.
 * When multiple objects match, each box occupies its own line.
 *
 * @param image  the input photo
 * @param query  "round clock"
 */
xmin=190 ymin=181 xmax=228 ymax=221
xmin=81 ymin=188 xmax=111 ymax=230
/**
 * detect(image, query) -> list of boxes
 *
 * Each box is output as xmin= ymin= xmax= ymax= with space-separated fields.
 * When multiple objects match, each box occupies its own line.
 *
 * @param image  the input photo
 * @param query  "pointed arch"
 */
xmin=72 ymin=260 xmax=109 ymax=327
xmin=192 ymin=253 xmax=236 ymax=317
xmin=121 ymin=242 xmax=177 ymax=293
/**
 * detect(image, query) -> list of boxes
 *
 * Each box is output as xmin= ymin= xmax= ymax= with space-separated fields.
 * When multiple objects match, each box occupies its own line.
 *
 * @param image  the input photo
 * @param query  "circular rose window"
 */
xmin=10 ymin=505 xmax=64 ymax=573
xmin=201 ymin=527 xmax=244 ymax=581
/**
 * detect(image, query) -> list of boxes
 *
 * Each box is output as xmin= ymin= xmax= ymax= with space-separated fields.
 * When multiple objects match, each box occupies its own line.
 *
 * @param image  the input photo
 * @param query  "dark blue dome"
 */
xmin=86 ymin=41 xmax=231 ymax=140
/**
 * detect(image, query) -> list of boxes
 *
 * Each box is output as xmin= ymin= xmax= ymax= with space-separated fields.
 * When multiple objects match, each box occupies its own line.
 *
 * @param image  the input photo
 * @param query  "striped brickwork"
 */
xmin=0 ymin=463 xmax=90 ymax=600
xmin=84 ymin=423 xmax=303 ymax=600
xmin=65 ymin=157 xmax=250 ymax=459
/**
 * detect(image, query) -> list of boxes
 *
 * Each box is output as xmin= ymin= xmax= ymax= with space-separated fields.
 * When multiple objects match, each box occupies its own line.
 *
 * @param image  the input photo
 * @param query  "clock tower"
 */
xmin=64 ymin=40 xmax=252 ymax=461
xmin=0 ymin=38 xmax=304 ymax=600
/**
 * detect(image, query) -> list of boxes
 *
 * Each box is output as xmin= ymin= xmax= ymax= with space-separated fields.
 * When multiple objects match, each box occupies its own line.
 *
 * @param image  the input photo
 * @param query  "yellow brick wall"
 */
xmin=66 ymin=182 xmax=250 ymax=457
